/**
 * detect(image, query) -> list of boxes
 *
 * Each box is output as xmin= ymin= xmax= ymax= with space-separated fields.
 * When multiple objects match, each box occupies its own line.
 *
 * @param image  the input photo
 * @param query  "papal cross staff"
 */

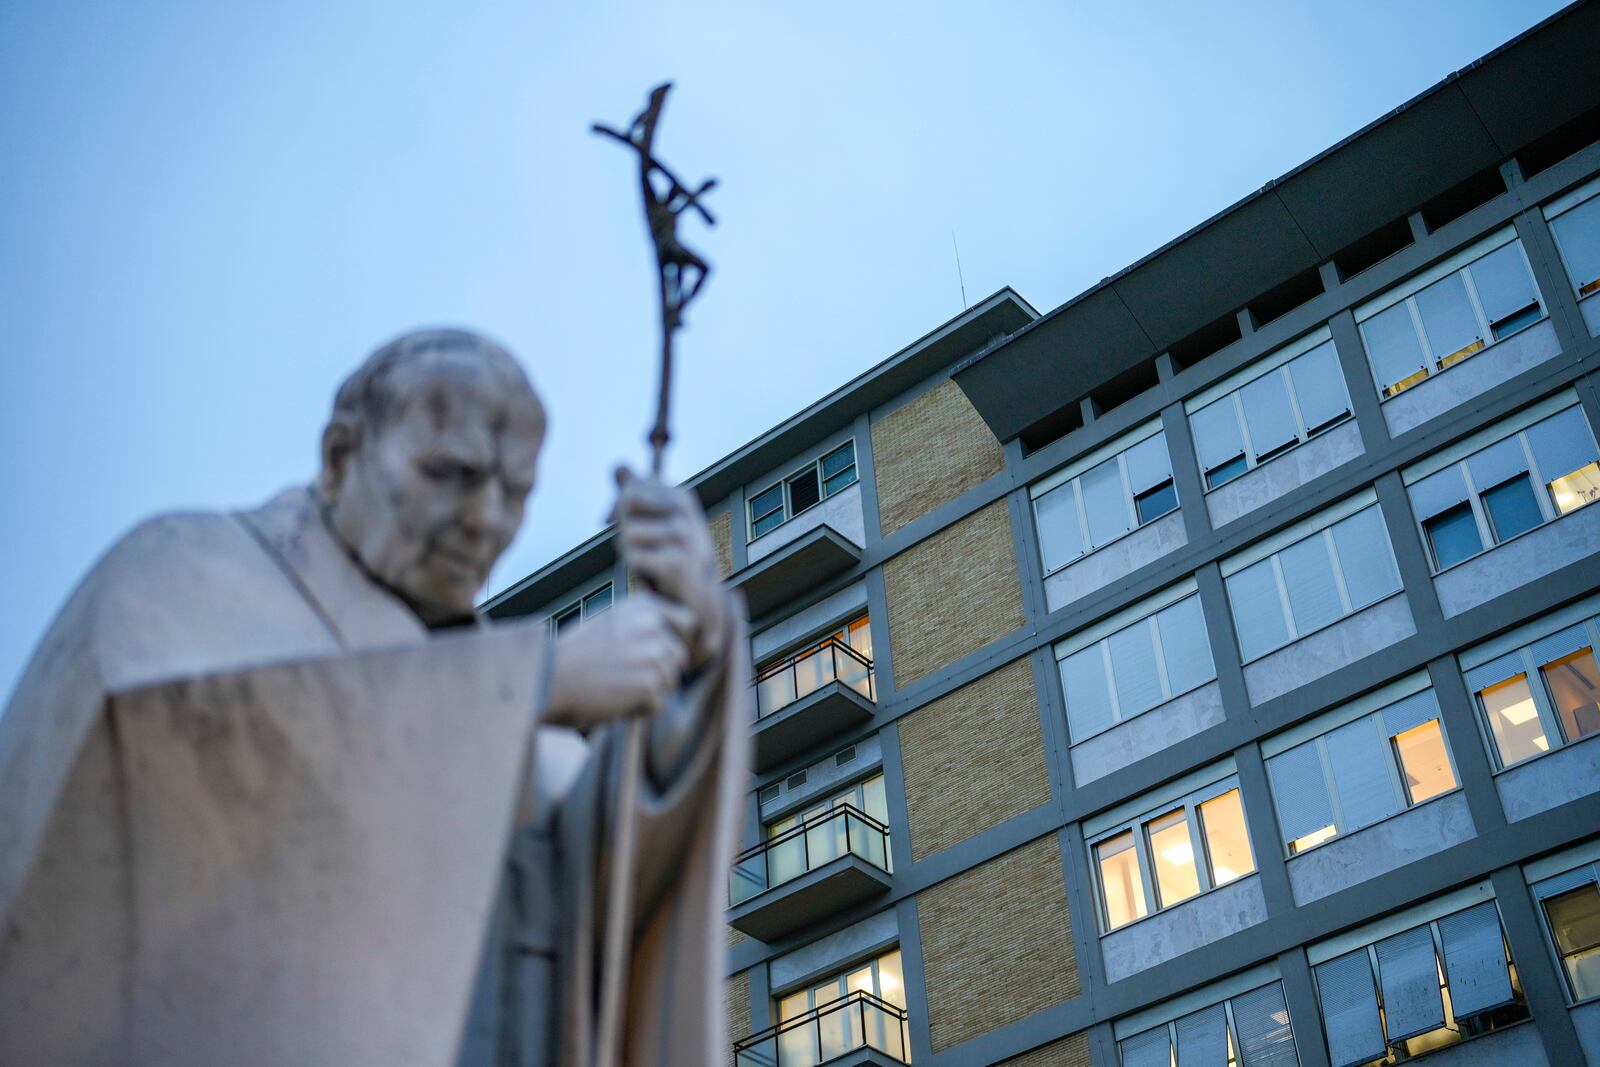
xmin=590 ymin=82 xmax=717 ymax=1067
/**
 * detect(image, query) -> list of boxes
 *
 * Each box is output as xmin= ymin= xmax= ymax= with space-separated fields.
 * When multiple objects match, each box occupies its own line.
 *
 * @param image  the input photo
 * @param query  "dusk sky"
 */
xmin=0 ymin=1 xmax=1569 ymax=700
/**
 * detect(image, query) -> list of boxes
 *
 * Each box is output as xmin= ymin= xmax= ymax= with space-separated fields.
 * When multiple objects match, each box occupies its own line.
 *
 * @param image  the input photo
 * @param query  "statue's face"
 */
xmin=324 ymin=359 xmax=545 ymax=624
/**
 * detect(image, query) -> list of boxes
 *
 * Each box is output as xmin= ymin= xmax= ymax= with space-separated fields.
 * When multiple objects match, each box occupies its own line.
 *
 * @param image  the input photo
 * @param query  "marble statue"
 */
xmin=0 ymin=328 xmax=748 ymax=1067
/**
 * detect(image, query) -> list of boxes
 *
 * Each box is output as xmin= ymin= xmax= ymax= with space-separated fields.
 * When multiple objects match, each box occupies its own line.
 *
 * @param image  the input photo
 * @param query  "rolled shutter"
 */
xmin=1437 ymin=902 xmax=1514 ymax=1018
xmin=1316 ymin=950 xmax=1385 ymax=1067
xmin=1374 ymin=926 xmax=1445 ymax=1041
xmin=1267 ymin=742 xmax=1336 ymax=847
xmin=1231 ymin=982 xmax=1299 ymax=1067
xmin=1325 ymin=716 xmax=1402 ymax=833
xmin=1175 ymin=1004 xmax=1228 ymax=1067
xmin=1119 ymin=1025 xmax=1172 ymax=1067
xmin=1062 ymin=647 xmax=1115 ymax=741
xmin=1379 ymin=689 xmax=1441 ymax=738
xmin=1528 ymin=623 xmax=1593 ymax=669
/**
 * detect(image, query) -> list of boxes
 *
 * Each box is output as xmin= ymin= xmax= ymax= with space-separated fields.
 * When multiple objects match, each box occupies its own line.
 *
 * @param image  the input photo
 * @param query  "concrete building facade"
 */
xmin=487 ymin=5 xmax=1600 ymax=1064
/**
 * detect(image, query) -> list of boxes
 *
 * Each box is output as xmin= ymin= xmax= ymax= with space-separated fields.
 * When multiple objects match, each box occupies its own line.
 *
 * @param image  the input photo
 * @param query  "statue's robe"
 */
xmin=0 ymin=487 xmax=747 ymax=1067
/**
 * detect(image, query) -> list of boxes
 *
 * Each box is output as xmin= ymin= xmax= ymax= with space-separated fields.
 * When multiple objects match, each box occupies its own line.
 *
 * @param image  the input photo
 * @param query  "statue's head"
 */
xmin=317 ymin=328 xmax=546 ymax=626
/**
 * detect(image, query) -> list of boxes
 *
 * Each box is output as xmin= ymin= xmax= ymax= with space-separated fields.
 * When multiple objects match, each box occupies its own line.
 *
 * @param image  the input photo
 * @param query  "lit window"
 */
xmin=760 ymin=773 xmax=890 ymax=890
xmin=1188 ymin=338 xmax=1352 ymax=489
xmin=1266 ymin=688 xmax=1457 ymax=854
xmin=1031 ymin=428 xmax=1177 ymax=574
xmin=1541 ymin=647 xmax=1600 ymax=744
xmin=1225 ymin=502 xmax=1400 ymax=661
xmin=766 ymin=948 xmax=910 ymax=1065
xmin=1092 ymin=781 xmax=1254 ymax=933
xmin=747 ymin=441 xmax=859 ymax=540
xmin=1406 ymin=401 xmax=1600 ymax=571
xmin=1480 ymin=675 xmax=1549 ymax=767
xmin=1542 ymin=883 xmax=1600 ymax=1001
xmin=1359 ymin=235 xmax=1544 ymax=398
xmin=1313 ymin=902 xmax=1525 ymax=1067
xmin=754 ymin=614 xmax=876 ymax=717
xmin=1549 ymin=191 xmax=1600 ymax=298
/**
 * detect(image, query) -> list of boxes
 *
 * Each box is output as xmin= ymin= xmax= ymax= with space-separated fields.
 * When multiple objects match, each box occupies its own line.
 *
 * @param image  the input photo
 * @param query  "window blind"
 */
xmin=1466 ymin=436 xmax=1529 ymax=493
xmin=1082 ymin=458 xmax=1132 ymax=547
xmin=1379 ymin=689 xmax=1441 ymax=737
xmin=1326 ymin=717 xmax=1401 ymax=832
xmin=1126 ymin=434 xmax=1174 ymax=495
xmin=1374 ymin=926 xmax=1445 ymax=1041
xmin=1437 ymin=902 xmax=1513 ymax=1017
xmin=1174 ymin=1003 xmax=1228 ymax=1067
xmin=1119 ymin=1026 xmax=1172 ymax=1067
xmin=1331 ymin=508 xmax=1401 ymax=610
xmin=1241 ymin=373 xmax=1298 ymax=457
xmin=1110 ymin=623 xmax=1163 ymax=718
xmin=1157 ymin=598 xmax=1215 ymax=696
xmin=1289 ymin=343 xmax=1349 ymax=432
xmin=1528 ymin=623 xmax=1592 ymax=668
xmin=1316 ymin=951 xmax=1385 ymax=1067
xmin=1062 ymin=648 xmax=1115 ymax=741
xmin=1281 ymin=535 xmax=1344 ymax=635
xmin=1230 ymin=561 xmax=1290 ymax=661
xmin=1268 ymin=742 xmax=1336 ymax=845
xmin=1231 ymin=982 xmax=1298 ymax=1067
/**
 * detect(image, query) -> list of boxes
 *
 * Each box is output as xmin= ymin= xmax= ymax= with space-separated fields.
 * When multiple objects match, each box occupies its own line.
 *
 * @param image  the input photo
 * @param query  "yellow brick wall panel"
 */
xmin=725 ymin=970 xmax=751 ymax=1066
xmin=918 ymin=835 xmax=1080 ymax=1051
xmin=873 ymin=379 xmax=1005 ymax=535
xmin=710 ymin=510 xmax=734 ymax=577
xmin=900 ymin=657 xmax=1052 ymax=861
xmin=883 ymin=501 xmax=1024 ymax=685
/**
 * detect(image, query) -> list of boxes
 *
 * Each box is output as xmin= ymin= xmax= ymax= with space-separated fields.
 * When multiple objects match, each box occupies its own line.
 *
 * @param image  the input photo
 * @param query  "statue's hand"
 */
xmin=612 ymin=467 xmax=727 ymax=669
xmin=544 ymin=590 xmax=693 ymax=730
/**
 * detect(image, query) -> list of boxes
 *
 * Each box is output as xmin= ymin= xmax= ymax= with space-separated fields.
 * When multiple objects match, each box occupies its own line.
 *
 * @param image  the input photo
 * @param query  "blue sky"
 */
xmin=0 ymin=1 xmax=1568 ymax=700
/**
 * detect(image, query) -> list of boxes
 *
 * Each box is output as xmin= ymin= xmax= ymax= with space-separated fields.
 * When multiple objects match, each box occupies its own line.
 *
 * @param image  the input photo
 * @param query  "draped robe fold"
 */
xmin=0 ymin=487 xmax=747 ymax=1067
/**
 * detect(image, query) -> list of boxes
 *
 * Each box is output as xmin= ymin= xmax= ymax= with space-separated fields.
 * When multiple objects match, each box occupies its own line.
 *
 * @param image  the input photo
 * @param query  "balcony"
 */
xmin=732 ymin=525 xmax=861 ymax=621
xmin=734 ymin=991 xmax=911 ymax=1066
xmin=753 ymin=639 xmax=877 ymax=771
xmin=728 ymin=805 xmax=892 ymax=941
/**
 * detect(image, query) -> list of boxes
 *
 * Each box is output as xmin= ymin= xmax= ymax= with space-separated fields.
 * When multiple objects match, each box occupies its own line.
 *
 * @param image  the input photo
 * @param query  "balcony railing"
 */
xmin=733 ymin=990 xmax=911 ymax=1067
xmin=730 ymin=804 xmax=891 ymax=906
xmin=755 ymin=638 xmax=875 ymax=720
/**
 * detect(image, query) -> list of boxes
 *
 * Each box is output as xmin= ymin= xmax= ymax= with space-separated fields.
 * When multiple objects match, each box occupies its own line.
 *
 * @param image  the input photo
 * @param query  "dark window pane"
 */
xmin=1135 ymin=481 xmax=1177 ymax=524
xmin=751 ymin=484 xmax=784 ymax=525
xmin=1481 ymin=476 xmax=1543 ymax=543
xmin=1544 ymin=884 xmax=1600 ymax=1000
xmin=1415 ymin=272 xmax=1482 ymax=368
xmin=1470 ymin=242 xmax=1541 ymax=336
xmin=1081 ymin=457 xmax=1132 ymax=548
xmin=823 ymin=466 xmax=857 ymax=496
xmin=820 ymin=442 xmax=855 ymax=479
xmin=1192 ymin=398 xmax=1248 ymax=475
xmin=1361 ymin=303 xmax=1428 ymax=396
xmin=1552 ymin=197 xmax=1600 ymax=296
xmin=1424 ymin=503 xmax=1481 ymax=569
xmin=1208 ymin=454 xmax=1250 ymax=488
xmin=1288 ymin=341 xmax=1351 ymax=434
xmin=554 ymin=605 xmax=581 ymax=634
xmin=582 ymin=584 xmax=612 ymax=617
xmin=788 ymin=467 xmax=821 ymax=514
xmin=1240 ymin=371 xmax=1299 ymax=458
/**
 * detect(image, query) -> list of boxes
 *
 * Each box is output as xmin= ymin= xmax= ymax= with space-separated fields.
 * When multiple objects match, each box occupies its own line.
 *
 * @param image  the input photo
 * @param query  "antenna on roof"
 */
xmin=951 ymin=231 xmax=968 ymax=311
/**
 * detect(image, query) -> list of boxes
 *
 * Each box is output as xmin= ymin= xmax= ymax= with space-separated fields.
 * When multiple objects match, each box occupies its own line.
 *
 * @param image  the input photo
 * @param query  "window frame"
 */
xmin=1265 ymin=690 xmax=1460 ymax=858
xmin=1088 ymin=776 xmax=1255 ymax=934
xmin=1464 ymin=613 xmax=1600 ymax=772
xmin=1530 ymin=861 xmax=1600 ymax=1005
xmin=1223 ymin=501 xmax=1402 ymax=663
xmin=1543 ymin=176 xmax=1600 ymax=300
xmin=1117 ymin=980 xmax=1298 ymax=1067
xmin=1030 ymin=428 xmax=1179 ymax=578
xmin=1356 ymin=233 xmax=1546 ymax=400
xmin=549 ymin=581 xmax=614 ymax=634
xmin=1188 ymin=338 xmax=1354 ymax=491
xmin=746 ymin=439 xmax=860 ymax=543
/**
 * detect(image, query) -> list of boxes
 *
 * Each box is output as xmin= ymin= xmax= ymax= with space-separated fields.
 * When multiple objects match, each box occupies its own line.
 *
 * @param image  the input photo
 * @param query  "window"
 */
xmin=1058 ymin=593 xmax=1215 ymax=742
xmin=754 ymin=615 xmax=875 ymax=718
xmin=1118 ymin=981 xmax=1299 ymax=1067
xmin=1091 ymin=780 xmax=1256 ymax=932
xmin=1312 ymin=901 xmax=1525 ymax=1067
xmin=1266 ymin=687 xmax=1457 ymax=856
xmin=765 ymin=950 xmax=910 ymax=1066
xmin=1407 ymin=402 xmax=1600 ymax=570
xmin=1463 ymin=609 xmax=1600 ymax=769
xmin=748 ymin=441 xmax=859 ymax=539
xmin=764 ymin=773 xmax=890 ymax=885
xmin=550 ymin=582 xmax=613 ymax=634
xmin=1224 ymin=502 xmax=1401 ymax=662
xmin=1358 ymin=235 xmax=1544 ymax=398
xmin=1189 ymin=338 xmax=1353 ymax=489
xmin=1531 ymin=862 xmax=1600 ymax=1002
xmin=1548 ymin=186 xmax=1600 ymax=298
xmin=1031 ymin=429 xmax=1178 ymax=574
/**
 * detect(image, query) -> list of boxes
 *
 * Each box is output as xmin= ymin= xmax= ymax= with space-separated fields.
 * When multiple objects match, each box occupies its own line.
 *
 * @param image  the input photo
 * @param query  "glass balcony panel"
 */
xmin=756 ymin=672 xmax=797 ymax=718
xmin=734 ymin=1035 xmax=778 ymax=1067
xmin=730 ymin=854 xmax=770 ymax=905
xmin=847 ymin=810 xmax=889 ymax=870
xmin=754 ymin=635 xmax=876 ymax=719
xmin=793 ymin=647 xmax=834 ymax=702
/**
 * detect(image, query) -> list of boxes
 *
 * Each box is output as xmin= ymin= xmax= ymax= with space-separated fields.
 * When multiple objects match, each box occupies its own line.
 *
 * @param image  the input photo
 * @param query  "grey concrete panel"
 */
xmin=1042 ymin=511 xmax=1189 ymax=613
xmin=748 ymin=482 xmax=867 ymax=562
xmin=1584 ymin=297 xmax=1600 ymax=338
xmin=751 ymin=579 xmax=869 ymax=661
xmin=759 ymin=734 xmax=884 ymax=823
xmin=1381 ymin=320 xmax=1562 ymax=438
xmin=1100 ymin=875 xmax=1268 ymax=984
xmin=1068 ymin=682 xmax=1225 ymax=786
xmin=1286 ymin=792 xmax=1476 ymax=906
xmin=768 ymin=908 xmax=898 ymax=991
xmin=1573 ymin=1001 xmax=1600 ymax=1067
xmin=1414 ymin=1024 xmax=1549 ymax=1067
xmin=1205 ymin=420 xmax=1366 ymax=530
xmin=1243 ymin=594 xmax=1418 ymax=706
xmin=1435 ymin=504 xmax=1600 ymax=618
xmin=1496 ymin=737 xmax=1600 ymax=822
